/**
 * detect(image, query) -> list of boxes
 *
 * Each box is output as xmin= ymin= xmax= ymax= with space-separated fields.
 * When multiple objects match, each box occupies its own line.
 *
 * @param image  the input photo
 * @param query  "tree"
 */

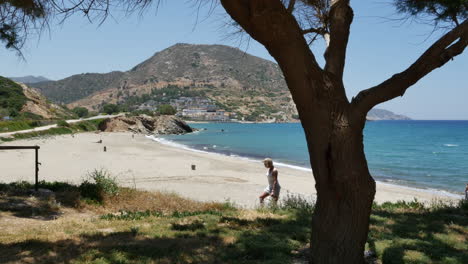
xmin=157 ymin=104 xmax=177 ymax=115
xmin=219 ymin=1 xmax=467 ymax=263
xmin=2 ymin=1 xmax=467 ymax=263
xmin=72 ymin=107 xmax=89 ymax=118
xmin=102 ymin=104 xmax=120 ymax=115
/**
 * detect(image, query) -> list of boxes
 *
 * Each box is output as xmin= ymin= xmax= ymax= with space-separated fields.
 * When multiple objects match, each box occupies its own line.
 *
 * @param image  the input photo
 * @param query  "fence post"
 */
xmin=35 ymin=146 xmax=39 ymax=191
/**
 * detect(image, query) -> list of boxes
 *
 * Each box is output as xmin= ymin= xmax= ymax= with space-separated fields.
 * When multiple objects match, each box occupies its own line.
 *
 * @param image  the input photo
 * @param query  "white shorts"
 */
xmin=264 ymin=185 xmax=281 ymax=197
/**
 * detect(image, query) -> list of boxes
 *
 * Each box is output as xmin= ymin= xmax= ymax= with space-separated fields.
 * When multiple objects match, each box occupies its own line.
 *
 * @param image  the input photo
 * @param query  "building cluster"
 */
xmin=138 ymin=96 xmax=237 ymax=121
xmin=173 ymin=97 xmax=236 ymax=121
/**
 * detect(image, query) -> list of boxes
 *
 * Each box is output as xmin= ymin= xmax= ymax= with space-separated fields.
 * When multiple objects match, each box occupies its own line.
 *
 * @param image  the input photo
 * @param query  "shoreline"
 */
xmin=0 ymin=132 xmax=462 ymax=208
xmin=150 ymin=135 xmax=464 ymax=200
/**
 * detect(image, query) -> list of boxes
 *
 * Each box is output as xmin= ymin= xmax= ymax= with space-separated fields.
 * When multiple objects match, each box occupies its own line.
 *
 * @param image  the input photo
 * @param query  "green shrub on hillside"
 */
xmin=102 ymin=104 xmax=120 ymax=115
xmin=56 ymin=120 xmax=69 ymax=127
xmin=72 ymin=107 xmax=89 ymax=118
xmin=0 ymin=76 xmax=28 ymax=116
xmin=157 ymin=104 xmax=176 ymax=115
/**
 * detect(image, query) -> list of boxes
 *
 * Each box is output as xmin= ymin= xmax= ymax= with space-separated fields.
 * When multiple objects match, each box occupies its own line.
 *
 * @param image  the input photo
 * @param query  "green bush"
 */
xmin=72 ymin=107 xmax=89 ymax=118
xmin=102 ymin=104 xmax=120 ymax=115
xmin=0 ymin=76 xmax=28 ymax=114
xmin=79 ymin=169 xmax=119 ymax=203
xmin=157 ymin=104 xmax=176 ymax=115
xmin=56 ymin=120 xmax=69 ymax=127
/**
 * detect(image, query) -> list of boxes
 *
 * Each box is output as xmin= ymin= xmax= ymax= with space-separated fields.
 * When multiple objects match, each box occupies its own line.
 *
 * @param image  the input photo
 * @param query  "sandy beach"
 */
xmin=0 ymin=132 xmax=460 ymax=207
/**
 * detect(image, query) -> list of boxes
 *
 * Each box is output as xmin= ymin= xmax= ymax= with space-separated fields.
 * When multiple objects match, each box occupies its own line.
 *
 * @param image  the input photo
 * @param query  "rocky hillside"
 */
xmin=98 ymin=115 xmax=194 ymax=135
xmin=30 ymin=44 xmax=410 ymax=122
xmin=33 ymin=71 xmax=124 ymax=104
xmin=367 ymin=109 xmax=411 ymax=120
xmin=0 ymin=76 xmax=71 ymax=119
xmin=32 ymin=44 xmax=297 ymax=122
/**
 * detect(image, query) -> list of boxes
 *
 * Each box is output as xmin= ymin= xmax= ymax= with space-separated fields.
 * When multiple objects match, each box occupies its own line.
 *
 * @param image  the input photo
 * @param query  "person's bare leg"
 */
xmin=259 ymin=192 xmax=270 ymax=204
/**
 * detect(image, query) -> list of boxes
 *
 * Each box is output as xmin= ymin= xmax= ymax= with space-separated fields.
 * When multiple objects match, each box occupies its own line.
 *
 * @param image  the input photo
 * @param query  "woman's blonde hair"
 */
xmin=263 ymin=158 xmax=273 ymax=167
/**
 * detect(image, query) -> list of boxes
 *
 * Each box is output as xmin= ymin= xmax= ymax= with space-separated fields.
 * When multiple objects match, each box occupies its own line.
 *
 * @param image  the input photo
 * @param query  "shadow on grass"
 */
xmin=368 ymin=201 xmax=468 ymax=264
xmin=0 ymin=208 xmax=312 ymax=264
xmin=0 ymin=181 xmax=81 ymax=220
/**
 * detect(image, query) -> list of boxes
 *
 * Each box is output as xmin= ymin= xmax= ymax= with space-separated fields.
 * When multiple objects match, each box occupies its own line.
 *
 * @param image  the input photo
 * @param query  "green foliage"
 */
xmin=4 ymin=119 xmax=105 ymax=141
xmin=0 ymin=76 xmax=28 ymax=116
xmin=0 ymin=120 xmax=42 ymax=132
xmin=102 ymin=104 xmax=120 ymax=115
xmin=31 ymin=71 xmax=125 ymax=104
xmin=280 ymin=193 xmax=315 ymax=215
xmin=79 ymin=169 xmax=119 ymax=203
xmin=395 ymin=0 xmax=468 ymax=25
xmin=56 ymin=120 xmax=69 ymax=127
xmin=157 ymin=104 xmax=176 ymax=115
xmin=12 ymin=127 xmax=73 ymax=139
xmin=72 ymin=107 xmax=89 ymax=118
xmin=0 ymin=1 xmax=47 ymax=51
xmin=373 ymin=198 xmax=426 ymax=210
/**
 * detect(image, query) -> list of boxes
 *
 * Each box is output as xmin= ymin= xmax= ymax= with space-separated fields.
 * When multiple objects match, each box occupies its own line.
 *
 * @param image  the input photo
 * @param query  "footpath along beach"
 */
xmin=0 ymin=132 xmax=460 ymax=207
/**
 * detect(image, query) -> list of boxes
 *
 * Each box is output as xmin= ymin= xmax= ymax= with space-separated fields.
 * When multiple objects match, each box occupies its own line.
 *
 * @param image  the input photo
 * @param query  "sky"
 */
xmin=0 ymin=0 xmax=466 ymax=120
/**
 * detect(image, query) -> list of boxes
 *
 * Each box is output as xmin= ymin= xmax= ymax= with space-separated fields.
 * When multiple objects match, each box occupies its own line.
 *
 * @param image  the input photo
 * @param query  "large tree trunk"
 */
xmin=301 ymin=109 xmax=376 ymax=263
xmin=219 ymin=1 xmax=376 ymax=263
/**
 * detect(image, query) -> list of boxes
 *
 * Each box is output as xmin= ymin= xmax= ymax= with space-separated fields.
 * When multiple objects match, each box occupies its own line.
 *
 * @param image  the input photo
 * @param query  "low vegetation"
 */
xmin=0 ymin=119 xmax=43 ymax=133
xmin=0 ymin=172 xmax=466 ymax=263
xmin=0 ymin=119 xmax=106 ymax=142
xmin=0 ymin=76 xmax=28 ymax=117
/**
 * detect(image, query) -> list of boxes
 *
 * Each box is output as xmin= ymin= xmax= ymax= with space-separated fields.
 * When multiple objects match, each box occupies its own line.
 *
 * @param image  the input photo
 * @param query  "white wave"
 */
xmin=274 ymin=162 xmax=312 ymax=172
xmin=146 ymin=135 xmax=463 ymax=199
xmin=444 ymin=144 xmax=459 ymax=147
xmin=377 ymin=181 xmax=464 ymax=199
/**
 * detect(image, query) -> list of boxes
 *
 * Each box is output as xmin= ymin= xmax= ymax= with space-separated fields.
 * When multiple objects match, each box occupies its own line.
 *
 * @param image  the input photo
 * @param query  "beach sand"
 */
xmin=0 ymin=132 xmax=459 ymax=207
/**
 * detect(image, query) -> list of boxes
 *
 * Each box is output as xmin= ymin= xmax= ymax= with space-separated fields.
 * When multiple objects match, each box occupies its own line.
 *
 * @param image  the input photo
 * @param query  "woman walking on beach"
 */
xmin=259 ymin=158 xmax=281 ymax=204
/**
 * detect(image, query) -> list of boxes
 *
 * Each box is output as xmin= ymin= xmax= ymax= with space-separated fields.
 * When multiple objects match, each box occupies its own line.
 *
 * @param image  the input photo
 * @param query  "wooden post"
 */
xmin=0 ymin=146 xmax=40 ymax=191
xmin=35 ymin=146 xmax=39 ymax=191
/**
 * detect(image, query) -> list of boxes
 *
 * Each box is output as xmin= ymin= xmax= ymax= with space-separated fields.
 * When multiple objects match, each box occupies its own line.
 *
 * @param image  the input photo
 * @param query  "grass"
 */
xmin=0 ymin=120 xmax=43 ymax=133
xmin=0 ymin=118 xmax=106 ymax=142
xmin=0 ymin=179 xmax=466 ymax=264
xmin=367 ymin=199 xmax=468 ymax=264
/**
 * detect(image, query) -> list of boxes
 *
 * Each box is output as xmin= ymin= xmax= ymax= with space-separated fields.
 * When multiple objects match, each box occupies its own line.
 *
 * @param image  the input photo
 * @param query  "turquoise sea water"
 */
xmin=159 ymin=121 xmax=468 ymax=195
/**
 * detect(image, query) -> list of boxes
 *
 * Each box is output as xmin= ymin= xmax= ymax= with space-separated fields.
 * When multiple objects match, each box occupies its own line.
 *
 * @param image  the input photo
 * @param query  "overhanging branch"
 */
xmin=351 ymin=19 xmax=468 ymax=117
xmin=287 ymin=0 xmax=296 ymax=13
xmin=324 ymin=0 xmax=353 ymax=79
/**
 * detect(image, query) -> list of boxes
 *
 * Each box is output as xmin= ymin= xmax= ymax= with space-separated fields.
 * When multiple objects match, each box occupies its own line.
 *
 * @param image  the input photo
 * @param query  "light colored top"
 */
xmin=266 ymin=168 xmax=280 ymax=188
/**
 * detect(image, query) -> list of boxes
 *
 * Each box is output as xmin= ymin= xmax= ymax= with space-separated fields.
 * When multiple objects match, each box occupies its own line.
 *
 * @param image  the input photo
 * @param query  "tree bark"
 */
xmin=301 ymin=105 xmax=376 ymax=264
xmin=289 ymin=71 xmax=376 ymax=264
xmin=220 ymin=1 xmax=376 ymax=263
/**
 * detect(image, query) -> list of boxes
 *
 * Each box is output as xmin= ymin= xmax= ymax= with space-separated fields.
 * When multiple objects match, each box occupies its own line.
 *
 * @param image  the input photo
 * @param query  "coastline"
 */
xmin=0 ymin=132 xmax=462 ymax=208
xmin=150 ymin=135 xmax=464 ymax=200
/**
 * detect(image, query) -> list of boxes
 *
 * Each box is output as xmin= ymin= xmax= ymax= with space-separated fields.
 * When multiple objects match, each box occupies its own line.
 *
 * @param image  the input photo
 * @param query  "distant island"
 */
xmin=367 ymin=109 xmax=411 ymax=121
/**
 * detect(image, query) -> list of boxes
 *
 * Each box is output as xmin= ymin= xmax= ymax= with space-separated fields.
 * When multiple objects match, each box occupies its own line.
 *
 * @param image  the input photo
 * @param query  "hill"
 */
xmin=367 ymin=109 xmax=411 ymax=120
xmin=0 ymin=76 xmax=71 ymax=120
xmin=31 ymin=44 xmax=410 ymax=122
xmin=8 ymin=75 xmax=50 ymax=84
xmin=32 ymin=44 xmax=296 ymax=122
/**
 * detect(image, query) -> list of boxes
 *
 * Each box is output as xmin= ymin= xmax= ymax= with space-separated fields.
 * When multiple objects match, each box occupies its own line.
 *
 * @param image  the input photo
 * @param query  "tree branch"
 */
xmin=301 ymin=26 xmax=327 ymax=35
xmin=324 ymin=0 xmax=353 ymax=79
xmin=287 ymin=0 xmax=296 ymax=13
xmin=352 ymin=19 xmax=468 ymax=116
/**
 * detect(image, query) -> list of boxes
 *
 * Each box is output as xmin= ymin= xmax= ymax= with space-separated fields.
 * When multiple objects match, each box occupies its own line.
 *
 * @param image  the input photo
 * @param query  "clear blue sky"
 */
xmin=0 ymin=0 xmax=466 ymax=120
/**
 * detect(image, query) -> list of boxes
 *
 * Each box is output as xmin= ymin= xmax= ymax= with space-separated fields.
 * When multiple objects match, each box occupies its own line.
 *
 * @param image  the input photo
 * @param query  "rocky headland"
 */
xmin=98 ymin=115 xmax=194 ymax=135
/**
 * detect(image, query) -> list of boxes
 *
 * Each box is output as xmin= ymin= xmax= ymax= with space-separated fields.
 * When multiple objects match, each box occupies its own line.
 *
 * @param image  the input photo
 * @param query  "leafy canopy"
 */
xmin=395 ymin=0 xmax=468 ymax=26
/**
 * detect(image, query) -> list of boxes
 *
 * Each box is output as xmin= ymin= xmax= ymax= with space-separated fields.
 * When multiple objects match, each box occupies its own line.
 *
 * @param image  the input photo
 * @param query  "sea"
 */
xmin=151 ymin=121 xmax=468 ymax=197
